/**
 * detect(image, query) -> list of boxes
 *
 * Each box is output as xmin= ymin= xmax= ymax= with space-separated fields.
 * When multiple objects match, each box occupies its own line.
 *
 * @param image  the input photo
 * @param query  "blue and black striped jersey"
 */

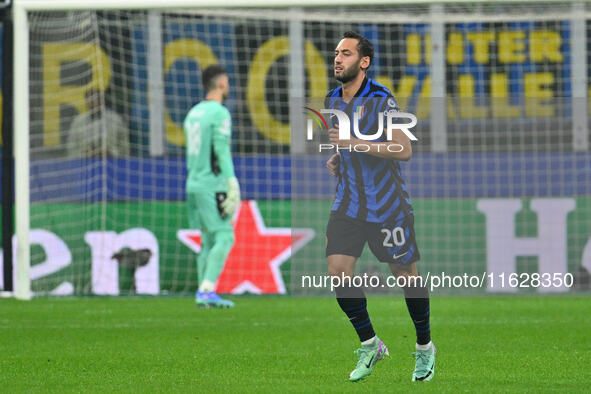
xmin=325 ymin=76 xmax=414 ymax=223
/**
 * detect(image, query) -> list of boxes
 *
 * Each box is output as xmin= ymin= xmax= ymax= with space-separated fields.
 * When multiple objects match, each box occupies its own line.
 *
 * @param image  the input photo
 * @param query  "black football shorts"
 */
xmin=325 ymin=210 xmax=420 ymax=265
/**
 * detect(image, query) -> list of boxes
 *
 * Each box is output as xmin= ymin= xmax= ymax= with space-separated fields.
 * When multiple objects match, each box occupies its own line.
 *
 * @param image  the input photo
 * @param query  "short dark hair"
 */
xmin=202 ymin=64 xmax=227 ymax=92
xmin=342 ymin=31 xmax=374 ymax=70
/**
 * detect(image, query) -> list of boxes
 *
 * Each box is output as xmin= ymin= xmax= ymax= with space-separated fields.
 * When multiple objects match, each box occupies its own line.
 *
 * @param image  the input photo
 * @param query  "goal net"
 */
xmin=3 ymin=1 xmax=591 ymax=296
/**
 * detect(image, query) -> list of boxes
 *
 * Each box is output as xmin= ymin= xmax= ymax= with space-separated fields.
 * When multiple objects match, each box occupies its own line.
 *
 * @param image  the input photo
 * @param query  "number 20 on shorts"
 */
xmin=381 ymin=227 xmax=406 ymax=247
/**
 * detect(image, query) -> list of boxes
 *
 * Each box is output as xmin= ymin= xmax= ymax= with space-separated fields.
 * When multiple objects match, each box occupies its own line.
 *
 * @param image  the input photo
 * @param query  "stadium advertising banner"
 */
xmin=1 ymin=200 xmax=307 ymax=295
xmin=1 ymin=195 xmax=590 ymax=295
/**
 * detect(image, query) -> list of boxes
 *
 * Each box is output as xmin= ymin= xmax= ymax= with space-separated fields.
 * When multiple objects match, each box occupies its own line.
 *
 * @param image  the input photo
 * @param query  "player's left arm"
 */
xmin=329 ymin=95 xmax=413 ymax=161
xmin=328 ymin=125 xmax=412 ymax=161
xmin=212 ymin=112 xmax=236 ymax=180
xmin=213 ymin=109 xmax=241 ymax=215
xmin=369 ymin=96 xmax=413 ymax=161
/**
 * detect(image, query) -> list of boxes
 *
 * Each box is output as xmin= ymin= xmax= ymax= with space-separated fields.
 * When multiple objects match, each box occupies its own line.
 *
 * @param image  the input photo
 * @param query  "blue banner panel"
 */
xmin=20 ymin=152 xmax=591 ymax=203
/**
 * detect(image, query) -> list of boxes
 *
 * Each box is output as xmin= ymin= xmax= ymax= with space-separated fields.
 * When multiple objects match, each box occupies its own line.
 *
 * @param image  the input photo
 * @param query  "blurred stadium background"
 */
xmin=1 ymin=0 xmax=591 ymax=297
xmin=2 ymin=2 xmax=591 ymax=392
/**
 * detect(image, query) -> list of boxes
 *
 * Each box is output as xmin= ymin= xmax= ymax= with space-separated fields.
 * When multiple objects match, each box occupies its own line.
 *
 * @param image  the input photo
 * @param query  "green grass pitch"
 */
xmin=1 ymin=296 xmax=590 ymax=392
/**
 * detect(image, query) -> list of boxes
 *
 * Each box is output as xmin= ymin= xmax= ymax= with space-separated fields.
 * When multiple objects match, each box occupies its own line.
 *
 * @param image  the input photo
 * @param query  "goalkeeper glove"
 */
xmin=221 ymin=177 xmax=241 ymax=216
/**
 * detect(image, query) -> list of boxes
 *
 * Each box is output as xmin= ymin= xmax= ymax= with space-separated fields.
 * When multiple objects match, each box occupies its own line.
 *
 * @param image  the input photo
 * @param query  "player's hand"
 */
xmin=328 ymin=124 xmax=343 ymax=145
xmin=221 ymin=177 xmax=241 ymax=216
xmin=326 ymin=152 xmax=340 ymax=177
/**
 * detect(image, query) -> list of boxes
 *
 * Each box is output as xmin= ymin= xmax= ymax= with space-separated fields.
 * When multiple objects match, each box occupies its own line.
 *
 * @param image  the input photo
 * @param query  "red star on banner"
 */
xmin=178 ymin=201 xmax=314 ymax=294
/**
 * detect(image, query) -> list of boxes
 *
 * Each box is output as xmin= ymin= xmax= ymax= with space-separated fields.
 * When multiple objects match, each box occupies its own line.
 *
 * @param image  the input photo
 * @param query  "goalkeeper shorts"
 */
xmin=187 ymin=190 xmax=233 ymax=233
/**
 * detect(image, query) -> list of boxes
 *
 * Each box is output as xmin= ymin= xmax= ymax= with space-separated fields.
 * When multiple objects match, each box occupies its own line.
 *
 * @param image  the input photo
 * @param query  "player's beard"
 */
xmin=335 ymin=59 xmax=361 ymax=83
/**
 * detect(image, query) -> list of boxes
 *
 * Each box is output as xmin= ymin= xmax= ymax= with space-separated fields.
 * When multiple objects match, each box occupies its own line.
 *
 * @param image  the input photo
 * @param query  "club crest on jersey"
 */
xmin=354 ymin=106 xmax=365 ymax=120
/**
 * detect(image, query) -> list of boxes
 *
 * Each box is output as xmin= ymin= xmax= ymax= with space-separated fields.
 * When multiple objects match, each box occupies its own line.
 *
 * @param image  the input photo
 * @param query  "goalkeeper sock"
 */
xmin=335 ymin=285 xmax=375 ymax=342
xmin=197 ymin=232 xmax=213 ymax=287
xmin=403 ymin=282 xmax=431 ymax=346
xmin=198 ymin=279 xmax=215 ymax=293
xmin=203 ymin=230 xmax=235 ymax=284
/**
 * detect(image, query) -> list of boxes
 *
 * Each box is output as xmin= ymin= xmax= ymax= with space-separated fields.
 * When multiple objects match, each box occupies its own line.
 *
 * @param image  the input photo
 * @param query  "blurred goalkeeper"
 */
xmin=183 ymin=65 xmax=240 ymax=308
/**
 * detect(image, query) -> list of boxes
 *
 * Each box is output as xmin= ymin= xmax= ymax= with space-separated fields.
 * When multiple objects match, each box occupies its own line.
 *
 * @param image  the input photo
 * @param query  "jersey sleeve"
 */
xmin=212 ymin=107 xmax=236 ymax=180
xmin=323 ymin=92 xmax=330 ymax=109
xmin=378 ymin=95 xmax=400 ymax=142
xmin=324 ymin=90 xmax=338 ymax=127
